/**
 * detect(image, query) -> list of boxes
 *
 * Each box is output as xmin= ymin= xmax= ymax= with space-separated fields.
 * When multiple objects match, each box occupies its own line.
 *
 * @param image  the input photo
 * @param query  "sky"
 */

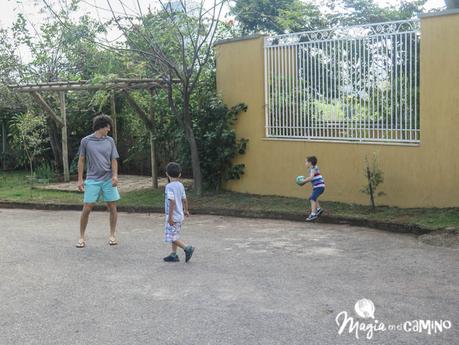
xmin=0 ymin=0 xmax=446 ymax=58
xmin=0 ymin=0 xmax=447 ymax=30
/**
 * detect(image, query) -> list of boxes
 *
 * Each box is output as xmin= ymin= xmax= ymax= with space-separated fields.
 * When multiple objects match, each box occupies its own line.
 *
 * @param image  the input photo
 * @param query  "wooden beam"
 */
xmin=10 ymin=82 xmax=168 ymax=93
xmin=150 ymin=132 xmax=158 ymax=189
xmin=122 ymin=90 xmax=159 ymax=188
xmin=9 ymin=78 xmax=178 ymax=88
xmin=122 ymin=90 xmax=155 ymax=131
xmin=30 ymin=92 xmax=64 ymax=128
xmin=111 ymin=92 xmax=118 ymax=144
xmin=1 ymin=120 xmax=5 ymax=154
xmin=148 ymin=88 xmax=161 ymax=189
xmin=59 ymin=92 xmax=70 ymax=182
xmin=1 ymin=121 xmax=5 ymax=170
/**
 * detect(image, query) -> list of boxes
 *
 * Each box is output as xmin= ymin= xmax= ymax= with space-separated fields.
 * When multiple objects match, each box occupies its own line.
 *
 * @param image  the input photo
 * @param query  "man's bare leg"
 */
xmin=78 ymin=203 xmax=94 ymax=247
xmin=107 ymin=202 xmax=118 ymax=244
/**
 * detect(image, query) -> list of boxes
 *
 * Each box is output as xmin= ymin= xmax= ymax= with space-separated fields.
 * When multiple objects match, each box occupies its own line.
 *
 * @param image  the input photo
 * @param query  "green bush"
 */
xmin=0 ymin=152 xmax=18 ymax=171
xmin=35 ymin=161 xmax=56 ymax=181
xmin=9 ymin=112 xmax=49 ymax=177
xmin=192 ymin=93 xmax=248 ymax=190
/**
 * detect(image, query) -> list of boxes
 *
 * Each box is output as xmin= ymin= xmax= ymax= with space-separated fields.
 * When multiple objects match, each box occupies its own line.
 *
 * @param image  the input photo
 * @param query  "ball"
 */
xmin=296 ymin=175 xmax=306 ymax=185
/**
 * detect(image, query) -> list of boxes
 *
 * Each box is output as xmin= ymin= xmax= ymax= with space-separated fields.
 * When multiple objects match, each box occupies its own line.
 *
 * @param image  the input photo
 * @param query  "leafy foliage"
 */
xmin=231 ymin=0 xmax=431 ymax=35
xmin=35 ymin=161 xmax=56 ymax=181
xmin=192 ymin=97 xmax=248 ymax=190
xmin=9 ymin=112 xmax=49 ymax=176
xmin=165 ymin=66 xmax=248 ymax=189
xmin=325 ymin=0 xmax=428 ymax=26
xmin=231 ymin=0 xmax=326 ymax=34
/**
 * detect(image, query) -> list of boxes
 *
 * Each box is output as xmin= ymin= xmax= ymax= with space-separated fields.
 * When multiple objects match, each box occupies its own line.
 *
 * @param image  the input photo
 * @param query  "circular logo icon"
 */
xmin=355 ymin=298 xmax=375 ymax=319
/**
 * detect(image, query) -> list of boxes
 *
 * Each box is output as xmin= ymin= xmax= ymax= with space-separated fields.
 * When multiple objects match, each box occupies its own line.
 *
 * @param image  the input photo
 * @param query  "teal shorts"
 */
xmin=83 ymin=179 xmax=120 ymax=204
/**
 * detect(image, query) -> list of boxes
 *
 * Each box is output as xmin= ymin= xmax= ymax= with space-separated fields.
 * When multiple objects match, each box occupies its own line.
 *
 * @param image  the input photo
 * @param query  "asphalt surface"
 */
xmin=0 ymin=208 xmax=458 ymax=345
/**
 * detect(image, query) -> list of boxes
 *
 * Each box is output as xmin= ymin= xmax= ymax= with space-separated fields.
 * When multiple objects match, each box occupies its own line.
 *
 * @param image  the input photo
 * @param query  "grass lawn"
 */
xmin=1 ymin=170 xmax=458 ymax=231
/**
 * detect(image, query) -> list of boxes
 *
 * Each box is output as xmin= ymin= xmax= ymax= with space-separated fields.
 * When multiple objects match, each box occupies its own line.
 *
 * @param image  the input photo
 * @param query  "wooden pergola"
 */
xmin=8 ymin=79 xmax=176 ymax=186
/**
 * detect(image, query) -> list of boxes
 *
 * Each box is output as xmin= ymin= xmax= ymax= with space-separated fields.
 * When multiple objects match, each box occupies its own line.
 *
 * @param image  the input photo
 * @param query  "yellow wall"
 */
xmin=216 ymin=14 xmax=459 ymax=208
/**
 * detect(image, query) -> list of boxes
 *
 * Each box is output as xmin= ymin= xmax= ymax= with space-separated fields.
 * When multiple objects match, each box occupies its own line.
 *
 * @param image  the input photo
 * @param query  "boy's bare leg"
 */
xmin=310 ymin=200 xmax=318 ymax=214
xmin=172 ymin=240 xmax=186 ymax=252
xmin=79 ymin=203 xmax=94 ymax=244
xmin=316 ymin=200 xmax=321 ymax=210
xmin=107 ymin=202 xmax=118 ymax=242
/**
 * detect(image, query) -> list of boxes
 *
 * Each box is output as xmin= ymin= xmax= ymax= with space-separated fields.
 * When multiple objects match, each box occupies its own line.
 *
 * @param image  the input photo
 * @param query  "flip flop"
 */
xmin=76 ymin=241 xmax=86 ymax=248
xmin=108 ymin=240 xmax=118 ymax=246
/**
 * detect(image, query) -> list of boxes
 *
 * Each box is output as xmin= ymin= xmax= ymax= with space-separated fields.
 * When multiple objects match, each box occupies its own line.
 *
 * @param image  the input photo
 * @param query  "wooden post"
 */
xmin=1 ymin=120 xmax=5 ymax=170
xmin=150 ymin=132 xmax=158 ymax=189
xmin=111 ymin=92 xmax=117 ymax=144
xmin=121 ymin=90 xmax=157 ymax=187
xmin=1 ymin=120 xmax=5 ymax=154
xmin=149 ymin=88 xmax=158 ymax=189
xmin=59 ymin=91 xmax=70 ymax=182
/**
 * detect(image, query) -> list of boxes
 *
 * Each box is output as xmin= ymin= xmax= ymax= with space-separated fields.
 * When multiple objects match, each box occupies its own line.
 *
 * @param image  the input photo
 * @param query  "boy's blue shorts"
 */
xmin=309 ymin=187 xmax=324 ymax=201
xmin=83 ymin=179 xmax=120 ymax=204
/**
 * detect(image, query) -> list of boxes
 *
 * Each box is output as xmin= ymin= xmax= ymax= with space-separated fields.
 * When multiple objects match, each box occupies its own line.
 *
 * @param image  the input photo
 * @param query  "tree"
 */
xmin=17 ymin=0 xmax=246 ymax=187
xmin=104 ymin=0 xmax=227 ymax=195
xmin=325 ymin=0 xmax=428 ymax=26
xmin=230 ymin=0 xmax=326 ymax=34
xmin=181 ymin=68 xmax=248 ymax=190
xmin=8 ymin=5 xmax=109 ymax=170
xmin=9 ymin=112 xmax=48 ymax=178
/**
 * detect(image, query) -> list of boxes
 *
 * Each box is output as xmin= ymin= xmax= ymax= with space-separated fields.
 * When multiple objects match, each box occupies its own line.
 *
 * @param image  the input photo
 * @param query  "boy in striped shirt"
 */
xmin=303 ymin=156 xmax=325 ymax=221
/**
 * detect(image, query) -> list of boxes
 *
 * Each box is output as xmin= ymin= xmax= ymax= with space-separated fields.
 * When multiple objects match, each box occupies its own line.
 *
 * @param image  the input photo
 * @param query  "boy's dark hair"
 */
xmin=307 ymin=156 xmax=318 ymax=166
xmin=166 ymin=162 xmax=181 ymax=178
xmin=93 ymin=113 xmax=113 ymax=131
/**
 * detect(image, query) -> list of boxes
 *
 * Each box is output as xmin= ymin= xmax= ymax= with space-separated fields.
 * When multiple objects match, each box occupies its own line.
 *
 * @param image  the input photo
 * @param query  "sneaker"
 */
xmin=163 ymin=253 xmax=180 ymax=262
xmin=184 ymin=246 xmax=195 ymax=263
xmin=306 ymin=213 xmax=318 ymax=222
xmin=316 ymin=208 xmax=324 ymax=217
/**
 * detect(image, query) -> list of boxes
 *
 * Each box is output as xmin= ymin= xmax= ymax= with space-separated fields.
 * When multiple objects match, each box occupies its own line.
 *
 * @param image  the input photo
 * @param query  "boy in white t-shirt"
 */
xmin=162 ymin=162 xmax=194 ymax=263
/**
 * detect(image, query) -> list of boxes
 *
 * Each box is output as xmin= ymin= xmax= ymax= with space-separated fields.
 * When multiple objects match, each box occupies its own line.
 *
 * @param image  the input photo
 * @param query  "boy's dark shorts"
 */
xmin=309 ymin=187 xmax=325 ymax=201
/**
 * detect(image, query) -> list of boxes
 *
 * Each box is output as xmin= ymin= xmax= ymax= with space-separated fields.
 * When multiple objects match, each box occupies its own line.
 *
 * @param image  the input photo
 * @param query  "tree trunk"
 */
xmin=182 ymin=94 xmax=202 ymax=195
xmin=47 ymin=118 xmax=62 ymax=169
xmin=29 ymin=159 xmax=33 ymax=177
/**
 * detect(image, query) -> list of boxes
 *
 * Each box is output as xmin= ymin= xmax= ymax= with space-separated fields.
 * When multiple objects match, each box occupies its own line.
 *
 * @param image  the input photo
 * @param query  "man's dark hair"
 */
xmin=166 ymin=162 xmax=181 ymax=178
xmin=307 ymin=156 xmax=318 ymax=166
xmin=93 ymin=113 xmax=113 ymax=131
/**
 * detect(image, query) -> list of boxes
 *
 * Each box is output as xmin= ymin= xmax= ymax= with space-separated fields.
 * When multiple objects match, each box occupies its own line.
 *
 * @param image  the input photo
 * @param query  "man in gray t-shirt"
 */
xmin=76 ymin=114 xmax=120 ymax=248
xmin=78 ymin=133 xmax=119 ymax=181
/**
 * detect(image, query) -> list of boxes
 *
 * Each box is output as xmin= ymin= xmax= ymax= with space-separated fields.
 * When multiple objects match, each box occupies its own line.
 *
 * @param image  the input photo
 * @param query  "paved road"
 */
xmin=0 ymin=209 xmax=457 ymax=345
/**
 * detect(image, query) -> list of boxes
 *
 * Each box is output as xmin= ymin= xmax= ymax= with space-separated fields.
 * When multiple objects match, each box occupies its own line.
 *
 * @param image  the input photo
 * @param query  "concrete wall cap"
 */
xmin=419 ymin=8 xmax=459 ymax=18
xmin=214 ymin=34 xmax=266 ymax=47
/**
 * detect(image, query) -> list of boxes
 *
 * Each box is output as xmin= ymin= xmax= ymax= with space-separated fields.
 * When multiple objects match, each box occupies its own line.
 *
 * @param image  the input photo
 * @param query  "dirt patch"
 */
xmin=418 ymin=229 xmax=459 ymax=248
xmin=33 ymin=175 xmax=193 ymax=193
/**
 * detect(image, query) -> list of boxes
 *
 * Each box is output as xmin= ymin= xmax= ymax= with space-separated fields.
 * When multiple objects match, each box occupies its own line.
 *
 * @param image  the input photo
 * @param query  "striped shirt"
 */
xmin=309 ymin=166 xmax=325 ymax=189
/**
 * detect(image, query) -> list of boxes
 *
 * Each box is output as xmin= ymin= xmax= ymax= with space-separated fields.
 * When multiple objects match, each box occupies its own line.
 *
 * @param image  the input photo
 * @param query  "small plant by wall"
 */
xmin=361 ymin=153 xmax=385 ymax=211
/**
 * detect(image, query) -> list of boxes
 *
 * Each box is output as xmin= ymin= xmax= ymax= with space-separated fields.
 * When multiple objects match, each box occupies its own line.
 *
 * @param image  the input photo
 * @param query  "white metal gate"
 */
xmin=264 ymin=20 xmax=420 ymax=144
